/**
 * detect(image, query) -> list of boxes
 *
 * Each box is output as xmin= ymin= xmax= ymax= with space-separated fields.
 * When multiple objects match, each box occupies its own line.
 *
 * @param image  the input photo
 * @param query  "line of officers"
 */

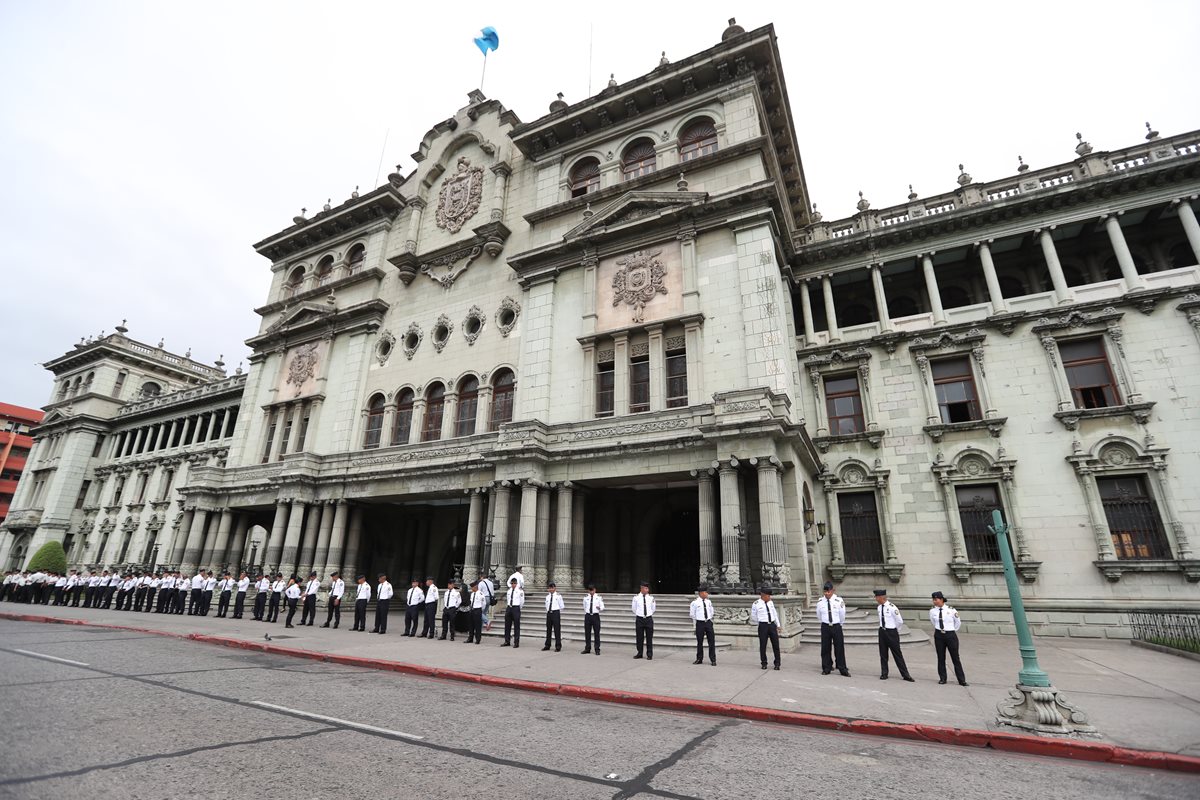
xmin=2 ymin=568 xmax=969 ymax=684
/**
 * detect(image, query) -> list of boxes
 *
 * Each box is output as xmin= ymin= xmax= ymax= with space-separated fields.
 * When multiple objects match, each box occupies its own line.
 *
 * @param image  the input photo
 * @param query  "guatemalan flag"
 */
xmin=474 ymin=26 xmax=499 ymax=55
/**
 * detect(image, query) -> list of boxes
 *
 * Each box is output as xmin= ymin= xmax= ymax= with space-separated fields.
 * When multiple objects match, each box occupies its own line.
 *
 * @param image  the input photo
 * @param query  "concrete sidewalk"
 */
xmin=5 ymin=602 xmax=1199 ymax=759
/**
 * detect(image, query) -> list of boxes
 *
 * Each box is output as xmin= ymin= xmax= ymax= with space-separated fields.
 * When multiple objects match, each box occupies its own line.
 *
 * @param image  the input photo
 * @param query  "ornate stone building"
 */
xmin=3 ymin=19 xmax=1199 ymax=640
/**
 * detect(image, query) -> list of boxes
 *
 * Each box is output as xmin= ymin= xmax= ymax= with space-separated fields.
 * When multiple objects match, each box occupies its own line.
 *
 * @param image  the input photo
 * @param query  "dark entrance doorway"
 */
xmin=651 ymin=502 xmax=699 ymax=593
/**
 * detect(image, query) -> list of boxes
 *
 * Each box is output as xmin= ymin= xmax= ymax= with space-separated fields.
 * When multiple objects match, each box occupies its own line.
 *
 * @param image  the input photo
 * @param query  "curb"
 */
xmin=4 ymin=611 xmax=1199 ymax=774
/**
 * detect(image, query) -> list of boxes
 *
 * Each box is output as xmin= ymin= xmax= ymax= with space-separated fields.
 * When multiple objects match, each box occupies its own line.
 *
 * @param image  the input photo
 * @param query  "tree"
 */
xmin=25 ymin=540 xmax=67 ymax=574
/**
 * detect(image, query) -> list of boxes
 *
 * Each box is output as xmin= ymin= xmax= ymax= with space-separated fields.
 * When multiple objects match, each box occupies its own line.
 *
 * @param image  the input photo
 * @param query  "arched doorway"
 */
xmin=7 ymin=534 xmax=30 ymax=571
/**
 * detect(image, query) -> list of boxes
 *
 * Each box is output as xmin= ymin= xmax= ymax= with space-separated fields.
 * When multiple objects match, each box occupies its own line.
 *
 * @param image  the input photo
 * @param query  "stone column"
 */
xmin=476 ymin=386 xmax=494 ymax=434
xmin=320 ymin=501 xmax=348 ymax=579
xmin=263 ymin=500 xmax=289 ymax=571
xmin=491 ymin=481 xmax=513 ymax=577
xmin=1175 ymin=197 xmax=1200 ymax=265
xmin=312 ymin=502 xmax=335 ymax=579
xmin=342 ymin=506 xmax=363 ymax=579
xmin=409 ymin=399 xmax=426 ymax=445
xmin=404 ymin=197 xmax=425 ymax=253
xmin=228 ymin=515 xmax=249 ymax=571
xmin=821 ymin=274 xmax=841 ymax=342
xmin=516 ymin=482 xmax=539 ymax=580
xmin=679 ymin=229 xmax=700 ymax=314
xmin=717 ymin=460 xmax=741 ymax=582
xmin=937 ymin=475 xmax=968 ymax=564
xmin=279 ymin=502 xmax=307 ymax=575
xmin=490 ymin=163 xmax=510 ymax=221
xmin=799 ymin=278 xmax=817 ymax=343
xmin=754 ymin=457 xmax=790 ymax=588
xmin=198 ymin=413 xmax=213 ymax=443
xmin=822 ymin=486 xmax=845 ymax=567
xmin=570 ymin=490 xmax=586 ymax=587
xmin=134 ymin=427 xmax=149 ymax=454
xmin=869 ymin=264 xmax=892 ymax=332
xmin=647 ymin=324 xmax=665 ymax=412
xmin=150 ymin=424 xmax=164 ymax=451
xmin=1075 ymin=467 xmax=1116 ymax=561
xmin=179 ymin=509 xmax=209 ymax=574
xmin=921 ymin=253 xmax=947 ymax=325
xmin=976 ymin=240 xmax=1009 ymax=314
xmin=442 ymin=392 xmax=459 ymax=440
xmin=298 ymin=503 xmax=323 ymax=577
xmin=692 ymin=468 xmax=719 ymax=583
xmin=222 ymin=408 xmax=236 ymax=439
xmin=613 ymin=333 xmax=630 ymax=416
xmin=1037 ymin=228 xmax=1073 ymax=305
xmin=552 ymin=483 xmax=573 ymax=586
xmin=1102 ymin=213 xmax=1145 ymax=291
xmin=203 ymin=510 xmax=234 ymax=572
xmin=683 ymin=319 xmax=704 ymax=405
xmin=534 ymin=484 xmax=551 ymax=586
xmin=169 ymin=508 xmax=194 ymax=565
xmin=463 ymin=489 xmax=485 ymax=576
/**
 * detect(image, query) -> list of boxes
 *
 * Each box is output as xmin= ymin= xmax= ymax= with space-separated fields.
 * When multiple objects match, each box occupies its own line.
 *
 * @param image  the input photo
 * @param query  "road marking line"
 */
xmin=248 ymin=701 xmax=424 ymax=740
xmin=12 ymin=649 xmax=89 ymax=667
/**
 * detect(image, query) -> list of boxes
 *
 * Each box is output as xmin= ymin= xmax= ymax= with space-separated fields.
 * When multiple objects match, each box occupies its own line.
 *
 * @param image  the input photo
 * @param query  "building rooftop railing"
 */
xmin=115 ymin=373 xmax=247 ymax=418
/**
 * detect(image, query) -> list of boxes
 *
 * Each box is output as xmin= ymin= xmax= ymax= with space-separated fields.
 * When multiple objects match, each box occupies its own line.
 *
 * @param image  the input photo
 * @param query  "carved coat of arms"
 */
xmin=435 ymin=156 xmax=485 ymax=234
xmin=286 ymin=342 xmax=319 ymax=395
xmin=612 ymin=249 xmax=668 ymax=323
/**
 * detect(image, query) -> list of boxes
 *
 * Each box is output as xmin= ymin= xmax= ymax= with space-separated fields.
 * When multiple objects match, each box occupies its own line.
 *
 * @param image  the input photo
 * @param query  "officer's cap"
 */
xmin=873 ymin=589 xmax=887 ymax=597
xmin=931 ymin=591 xmax=946 ymax=600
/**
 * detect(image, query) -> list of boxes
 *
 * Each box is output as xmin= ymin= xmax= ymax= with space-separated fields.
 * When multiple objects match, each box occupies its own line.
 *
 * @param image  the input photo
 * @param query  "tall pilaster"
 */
xmin=312 ymin=502 xmax=335 ymax=579
xmin=463 ymin=489 xmax=485 ymax=577
xmin=717 ymin=460 xmax=742 ymax=583
xmin=753 ymin=457 xmax=790 ymax=589
xmin=179 ymin=509 xmax=210 ymax=575
xmin=692 ymin=467 xmax=719 ymax=584
xmin=490 ymin=482 xmax=513 ymax=577
xmin=570 ymin=489 xmax=585 ymax=587
xmin=552 ymin=483 xmax=573 ymax=586
xmin=279 ymin=501 xmax=307 ymax=575
xmin=516 ymin=482 xmax=539 ymax=580
xmin=263 ymin=500 xmax=289 ymax=571
xmin=203 ymin=510 xmax=234 ymax=572
xmin=534 ymin=484 xmax=551 ymax=586
xmin=320 ymin=500 xmax=348 ymax=580
xmin=342 ymin=506 xmax=363 ymax=579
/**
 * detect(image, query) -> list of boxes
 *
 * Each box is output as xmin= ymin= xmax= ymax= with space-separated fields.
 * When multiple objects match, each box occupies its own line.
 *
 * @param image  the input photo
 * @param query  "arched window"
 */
xmin=346 ymin=243 xmax=366 ymax=274
xmin=316 ymin=255 xmax=335 ymax=287
xmin=456 ymin=376 xmax=479 ymax=437
xmin=363 ymin=394 xmax=385 ymax=449
xmin=569 ymin=158 xmax=601 ymax=198
xmin=621 ymin=139 xmax=657 ymax=181
xmin=69 ymin=377 xmax=81 ymax=397
xmin=422 ymin=383 xmax=445 ymax=442
xmin=392 ymin=389 xmax=414 ymax=445
xmin=678 ymin=118 xmax=718 ymax=162
xmin=490 ymin=369 xmax=515 ymax=430
xmin=285 ymin=266 xmax=306 ymax=297
xmin=139 ymin=381 xmax=162 ymax=399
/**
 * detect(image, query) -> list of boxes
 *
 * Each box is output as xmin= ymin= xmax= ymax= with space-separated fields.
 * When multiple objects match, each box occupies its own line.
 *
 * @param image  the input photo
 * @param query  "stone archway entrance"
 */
xmin=6 ymin=534 xmax=30 ymax=571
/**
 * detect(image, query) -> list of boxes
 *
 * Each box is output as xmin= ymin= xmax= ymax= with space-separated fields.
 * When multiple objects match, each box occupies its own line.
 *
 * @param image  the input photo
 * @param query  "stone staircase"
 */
xmin=481 ymin=593 xmax=731 ymax=650
xmin=798 ymin=606 xmax=929 ymax=646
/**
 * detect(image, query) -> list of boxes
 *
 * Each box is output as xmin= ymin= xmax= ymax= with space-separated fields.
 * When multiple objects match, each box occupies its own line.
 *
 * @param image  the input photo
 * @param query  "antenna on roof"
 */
xmin=373 ymin=128 xmax=390 ymax=189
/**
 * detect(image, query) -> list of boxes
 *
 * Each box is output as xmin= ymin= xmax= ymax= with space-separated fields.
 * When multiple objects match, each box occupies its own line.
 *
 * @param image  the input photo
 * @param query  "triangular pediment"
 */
xmin=39 ymin=409 xmax=67 ymax=425
xmin=563 ymin=191 xmax=709 ymax=241
xmin=265 ymin=302 xmax=335 ymax=334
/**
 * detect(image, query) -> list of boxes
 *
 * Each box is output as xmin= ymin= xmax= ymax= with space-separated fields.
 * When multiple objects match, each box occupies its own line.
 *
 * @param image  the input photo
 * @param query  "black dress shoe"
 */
xmin=939 ymin=679 xmax=947 ymax=684
xmin=839 ymin=670 xmax=851 ymax=677
xmin=633 ymin=654 xmax=643 ymax=659
xmin=761 ymin=664 xmax=768 ymax=670
xmin=439 ymin=635 xmax=447 ymax=640
xmin=555 ymin=647 xmax=561 ymax=652
xmin=542 ymin=645 xmax=551 ymax=651
xmin=710 ymin=661 xmax=717 ymax=667
xmin=513 ymin=643 xmax=519 ymax=648
xmin=880 ymin=675 xmax=888 ymax=680
xmin=501 ymin=642 xmax=510 ymax=647
xmin=774 ymin=665 xmax=780 ymax=671
xmin=321 ymin=623 xmax=329 ymax=628
xmin=693 ymin=658 xmax=703 ymax=665
xmin=647 ymin=654 xmax=652 ymax=660
xmin=903 ymin=676 xmax=915 ymax=682
xmin=594 ymin=650 xmax=600 ymax=656
xmin=959 ymin=681 xmax=969 ymax=686
xmin=822 ymin=670 xmax=831 ymax=675
xmin=581 ymin=649 xmax=591 ymax=655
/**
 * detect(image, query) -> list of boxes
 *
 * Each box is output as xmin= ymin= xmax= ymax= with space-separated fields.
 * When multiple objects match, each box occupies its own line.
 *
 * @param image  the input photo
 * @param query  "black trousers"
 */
xmin=115 ymin=589 xmax=128 ymax=610
xmin=422 ymin=602 xmax=437 ymax=637
xmin=545 ymin=610 xmax=561 ymax=649
xmin=695 ymin=620 xmax=716 ymax=663
xmin=635 ymin=616 xmax=654 ymax=657
xmin=82 ymin=587 xmax=94 ymax=607
xmin=72 ymin=585 xmax=84 ymax=606
xmin=934 ymin=631 xmax=967 ymax=684
xmin=504 ymin=605 xmax=522 ymax=644
xmin=122 ymin=590 xmax=134 ymax=611
xmin=353 ymin=598 xmax=367 ymax=630
xmin=233 ymin=591 xmax=246 ymax=618
xmin=441 ymin=607 xmax=457 ymax=639
xmin=267 ymin=595 xmax=281 ymax=623
xmin=373 ymin=598 xmax=390 ymax=633
xmin=325 ymin=597 xmax=341 ymax=627
xmin=758 ymin=622 xmax=781 ymax=666
xmin=217 ymin=591 xmax=232 ymax=617
xmin=467 ymin=607 xmax=483 ymax=642
xmin=878 ymin=627 xmax=910 ymax=678
xmin=175 ymin=589 xmax=187 ymax=614
xmin=188 ymin=588 xmax=202 ymax=615
xmin=300 ymin=595 xmax=316 ymax=625
xmin=133 ymin=587 xmax=146 ymax=611
xmin=285 ymin=597 xmax=298 ymax=626
xmin=103 ymin=586 xmax=116 ymax=608
xmin=583 ymin=613 xmax=601 ymax=652
xmin=253 ymin=593 xmax=267 ymax=620
xmin=820 ymin=623 xmax=848 ymax=672
xmin=143 ymin=588 xmax=155 ymax=611
xmin=404 ymin=604 xmax=422 ymax=636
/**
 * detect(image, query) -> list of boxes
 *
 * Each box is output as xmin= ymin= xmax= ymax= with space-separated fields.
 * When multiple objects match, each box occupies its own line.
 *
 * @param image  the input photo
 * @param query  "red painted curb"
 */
xmin=4 ymin=611 xmax=1200 ymax=774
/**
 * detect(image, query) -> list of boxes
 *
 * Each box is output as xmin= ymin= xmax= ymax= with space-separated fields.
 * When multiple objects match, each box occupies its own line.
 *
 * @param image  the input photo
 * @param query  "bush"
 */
xmin=25 ymin=540 xmax=67 ymax=574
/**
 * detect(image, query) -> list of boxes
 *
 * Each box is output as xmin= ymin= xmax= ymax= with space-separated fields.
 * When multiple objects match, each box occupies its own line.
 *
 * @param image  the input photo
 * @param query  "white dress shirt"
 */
xmin=470 ymin=589 xmax=486 ymax=609
xmin=217 ymin=579 xmax=231 ymax=593
xmin=407 ymin=587 xmax=424 ymax=606
xmin=355 ymin=582 xmax=372 ymax=601
xmin=237 ymin=577 xmax=250 ymax=592
xmin=150 ymin=578 xmax=161 ymax=588
xmin=204 ymin=577 xmax=217 ymax=591
xmin=689 ymin=597 xmax=714 ymax=622
xmin=284 ymin=584 xmax=301 ymax=600
xmin=425 ymin=584 xmax=439 ymax=605
xmin=545 ymin=592 xmax=565 ymax=612
xmin=122 ymin=579 xmax=136 ymax=591
xmin=443 ymin=588 xmax=461 ymax=610
xmin=506 ymin=571 xmax=525 ymax=589
xmin=817 ymin=594 xmax=846 ymax=625
xmin=750 ymin=599 xmax=780 ymax=626
xmin=160 ymin=577 xmax=174 ymax=590
xmin=583 ymin=593 xmax=605 ymax=614
xmin=271 ymin=579 xmax=286 ymax=594
xmin=632 ymin=593 xmax=656 ymax=618
xmin=878 ymin=602 xmax=904 ymax=630
xmin=66 ymin=575 xmax=79 ymax=588
xmin=55 ymin=576 xmax=68 ymax=588
xmin=930 ymin=603 xmax=962 ymax=633
xmin=329 ymin=578 xmax=345 ymax=599
xmin=304 ymin=579 xmax=320 ymax=597
xmin=256 ymin=578 xmax=270 ymax=592
xmin=191 ymin=575 xmax=204 ymax=590
xmin=506 ymin=586 xmax=525 ymax=607
xmin=377 ymin=581 xmax=394 ymax=600
xmin=88 ymin=576 xmax=101 ymax=587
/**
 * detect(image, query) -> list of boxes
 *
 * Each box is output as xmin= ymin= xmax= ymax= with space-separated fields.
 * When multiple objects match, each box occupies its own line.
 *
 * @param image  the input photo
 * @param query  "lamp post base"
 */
xmin=996 ymin=684 xmax=1098 ymax=737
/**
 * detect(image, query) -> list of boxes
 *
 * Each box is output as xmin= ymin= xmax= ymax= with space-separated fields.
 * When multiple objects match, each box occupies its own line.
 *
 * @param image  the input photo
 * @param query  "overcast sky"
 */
xmin=2 ymin=0 xmax=1197 ymax=408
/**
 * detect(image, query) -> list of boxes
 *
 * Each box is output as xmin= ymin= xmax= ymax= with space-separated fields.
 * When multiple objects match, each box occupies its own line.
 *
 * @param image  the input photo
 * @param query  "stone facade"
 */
xmin=3 ymin=20 xmax=1199 ymax=642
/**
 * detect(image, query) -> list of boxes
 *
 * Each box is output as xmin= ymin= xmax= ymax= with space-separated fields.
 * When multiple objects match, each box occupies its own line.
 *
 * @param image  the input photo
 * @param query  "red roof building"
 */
xmin=0 ymin=403 xmax=44 ymax=528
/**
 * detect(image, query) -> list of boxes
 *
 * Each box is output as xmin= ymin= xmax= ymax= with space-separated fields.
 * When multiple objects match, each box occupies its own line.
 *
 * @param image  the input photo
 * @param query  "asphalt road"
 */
xmin=0 ymin=620 xmax=1195 ymax=800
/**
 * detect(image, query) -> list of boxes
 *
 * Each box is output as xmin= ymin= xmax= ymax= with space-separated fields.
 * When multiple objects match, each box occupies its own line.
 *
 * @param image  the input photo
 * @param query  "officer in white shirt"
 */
xmin=439 ymin=579 xmax=461 ymax=640
xmin=581 ymin=583 xmax=604 ymax=655
xmin=322 ymin=571 xmax=346 ymax=629
xmin=144 ymin=574 xmax=159 ymax=613
xmin=542 ymin=581 xmax=565 ymax=652
xmin=233 ymin=572 xmax=250 ymax=619
xmin=502 ymin=578 xmax=524 ymax=647
xmin=372 ymin=573 xmax=393 ymax=634
xmin=216 ymin=573 xmax=233 ymax=618
xmin=85 ymin=573 xmax=101 ymax=608
xmin=267 ymin=574 xmax=286 ymax=623
xmin=53 ymin=573 xmax=68 ymax=606
xmin=632 ymin=581 xmax=656 ymax=660
xmin=156 ymin=574 xmax=173 ymax=613
xmin=132 ymin=573 xmax=148 ymax=612
xmin=283 ymin=578 xmax=302 ymax=628
xmin=403 ymin=579 xmax=424 ymax=637
xmin=930 ymin=591 xmax=968 ymax=686
xmin=202 ymin=571 xmax=218 ymax=616
xmin=175 ymin=573 xmax=189 ymax=615
xmin=506 ymin=566 xmax=526 ymax=590
xmin=874 ymin=589 xmax=914 ymax=681
xmin=351 ymin=574 xmax=371 ymax=632
xmin=421 ymin=577 xmax=440 ymax=639
xmin=690 ymin=584 xmax=717 ymax=666
xmin=751 ymin=586 xmax=783 ymax=670
xmin=102 ymin=572 xmax=119 ymax=608
xmin=188 ymin=572 xmax=204 ymax=616
xmin=68 ymin=571 xmax=83 ymax=607
xmin=252 ymin=573 xmax=271 ymax=621
xmin=817 ymin=581 xmax=850 ymax=677
xmin=466 ymin=580 xmax=486 ymax=644
xmin=300 ymin=572 xmax=320 ymax=626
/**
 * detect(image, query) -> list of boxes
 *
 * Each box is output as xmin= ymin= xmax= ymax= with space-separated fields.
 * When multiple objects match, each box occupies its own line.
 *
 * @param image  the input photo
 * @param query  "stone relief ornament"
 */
xmin=435 ymin=156 xmax=485 ymax=234
xmin=462 ymin=306 xmax=486 ymax=345
xmin=612 ymin=249 xmax=668 ymax=323
xmin=402 ymin=322 xmax=423 ymax=360
xmin=285 ymin=342 xmax=320 ymax=396
xmin=496 ymin=296 xmax=521 ymax=336
xmin=375 ymin=330 xmax=396 ymax=366
xmin=431 ymin=314 xmax=454 ymax=353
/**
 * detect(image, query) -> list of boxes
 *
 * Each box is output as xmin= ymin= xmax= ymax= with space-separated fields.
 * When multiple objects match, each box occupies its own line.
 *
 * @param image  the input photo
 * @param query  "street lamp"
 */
xmin=990 ymin=509 xmax=1095 ymax=736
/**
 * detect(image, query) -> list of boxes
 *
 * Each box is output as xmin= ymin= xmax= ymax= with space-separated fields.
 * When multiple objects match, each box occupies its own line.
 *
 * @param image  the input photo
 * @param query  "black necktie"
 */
xmin=589 ymin=596 xmax=593 ymax=614
xmin=939 ymin=608 xmax=944 ymax=630
xmin=643 ymin=596 xmax=648 ymax=617
xmin=880 ymin=605 xmax=884 ymax=628
xmin=704 ymin=601 xmax=709 ymax=621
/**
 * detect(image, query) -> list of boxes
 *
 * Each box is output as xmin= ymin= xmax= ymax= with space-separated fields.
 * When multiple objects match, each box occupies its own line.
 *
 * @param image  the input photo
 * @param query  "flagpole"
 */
xmin=480 ymin=51 xmax=488 ymax=92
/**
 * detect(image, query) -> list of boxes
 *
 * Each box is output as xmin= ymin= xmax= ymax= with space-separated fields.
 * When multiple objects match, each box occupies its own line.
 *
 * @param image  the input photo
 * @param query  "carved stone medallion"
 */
xmin=285 ymin=343 xmax=319 ymax=395
xmin=435 ymin=156 xmax=485 ymax=234
xmin=612 ymin=249 xmax=667 ymax=323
